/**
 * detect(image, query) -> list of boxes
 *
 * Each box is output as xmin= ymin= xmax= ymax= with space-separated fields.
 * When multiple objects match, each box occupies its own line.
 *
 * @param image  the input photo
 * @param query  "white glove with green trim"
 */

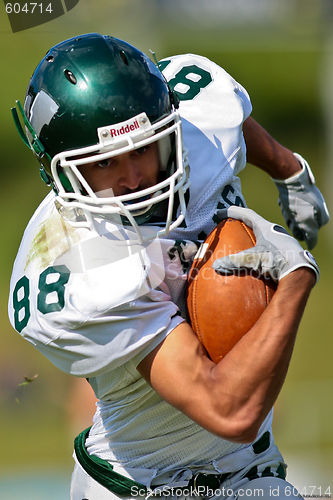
xmin=273 ymin=153 xmax=329 ymax=250
xmin=213 ymin=206 xmax=319 ymax=283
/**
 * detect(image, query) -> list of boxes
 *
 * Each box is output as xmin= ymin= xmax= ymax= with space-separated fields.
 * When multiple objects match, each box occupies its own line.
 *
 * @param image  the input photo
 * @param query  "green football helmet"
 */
xmin=12 ymin=33 xmax=190 ymax=239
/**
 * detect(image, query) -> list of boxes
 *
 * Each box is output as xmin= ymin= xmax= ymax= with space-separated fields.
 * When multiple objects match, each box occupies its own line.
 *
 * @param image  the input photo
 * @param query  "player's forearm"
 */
xmin=243 ymin=116 xmax=302 ymax=179
xmin=137 ymin=269 xmax=314 ymax=444
xmin=211 ymin=268 xmax=314 ymax=441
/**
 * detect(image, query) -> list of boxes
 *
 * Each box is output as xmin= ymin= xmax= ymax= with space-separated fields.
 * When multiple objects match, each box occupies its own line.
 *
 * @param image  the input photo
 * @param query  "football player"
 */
xmin=8 ymin=33 xmax=328 ymax=499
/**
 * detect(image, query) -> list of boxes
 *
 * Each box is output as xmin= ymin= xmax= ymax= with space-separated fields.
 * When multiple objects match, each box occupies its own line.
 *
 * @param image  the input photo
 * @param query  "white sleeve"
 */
xmin=8 ymin=206 xmax=185 ymax=378
xmin=23 ymin=293 xmax=184 ymax=378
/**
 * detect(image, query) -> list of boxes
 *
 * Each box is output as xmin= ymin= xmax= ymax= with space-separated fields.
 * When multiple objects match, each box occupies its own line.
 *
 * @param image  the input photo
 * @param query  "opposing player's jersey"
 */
xmin=8 ymin=54 xmax=276 ymax=479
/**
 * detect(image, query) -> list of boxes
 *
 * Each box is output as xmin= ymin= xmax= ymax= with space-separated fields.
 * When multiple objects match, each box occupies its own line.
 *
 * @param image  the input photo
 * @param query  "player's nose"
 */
xmin=118 ymin=158 xmax=143 ymax=191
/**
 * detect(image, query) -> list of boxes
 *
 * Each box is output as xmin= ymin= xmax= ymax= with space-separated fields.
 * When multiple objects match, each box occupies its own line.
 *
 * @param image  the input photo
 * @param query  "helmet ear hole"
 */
xmin=64 ymin=69 xmax=77 ymax=85
xmin=120 ymin=50 xmax=129 ymax=66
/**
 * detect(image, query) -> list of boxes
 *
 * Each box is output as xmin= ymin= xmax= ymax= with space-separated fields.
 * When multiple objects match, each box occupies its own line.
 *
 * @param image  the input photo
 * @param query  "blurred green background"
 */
xmin=0 ymin=0 xmax=332 ymax=497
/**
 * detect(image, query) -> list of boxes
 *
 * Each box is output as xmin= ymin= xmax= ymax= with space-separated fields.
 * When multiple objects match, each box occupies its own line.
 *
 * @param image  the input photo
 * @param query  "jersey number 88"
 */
xmin=12 ymin=265 xmax=70 ymax=333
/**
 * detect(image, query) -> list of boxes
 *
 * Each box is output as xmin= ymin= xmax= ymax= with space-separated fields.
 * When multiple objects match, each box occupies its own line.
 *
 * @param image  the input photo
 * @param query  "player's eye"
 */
xmin=134 ymin=145 xmax=149 ymax=155
xmin=96 ymin=158 xmax=113 ymax=168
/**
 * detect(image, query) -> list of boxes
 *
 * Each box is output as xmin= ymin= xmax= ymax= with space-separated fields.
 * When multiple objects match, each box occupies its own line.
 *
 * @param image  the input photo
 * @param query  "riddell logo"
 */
xmin=110 ymin=119 xmax=140 ymax=138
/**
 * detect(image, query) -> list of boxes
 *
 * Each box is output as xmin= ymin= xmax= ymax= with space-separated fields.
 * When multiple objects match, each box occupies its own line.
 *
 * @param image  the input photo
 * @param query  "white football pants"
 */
xmin=70 ymin=461 xmax=304 ymax=500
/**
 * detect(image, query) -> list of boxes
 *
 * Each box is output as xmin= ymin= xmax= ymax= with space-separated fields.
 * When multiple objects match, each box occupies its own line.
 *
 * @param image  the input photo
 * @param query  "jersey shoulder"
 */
xmin=159 ymin=53 xmax=252 ymax=121
xmin=160 ymin=53 xmax=238 ymax=88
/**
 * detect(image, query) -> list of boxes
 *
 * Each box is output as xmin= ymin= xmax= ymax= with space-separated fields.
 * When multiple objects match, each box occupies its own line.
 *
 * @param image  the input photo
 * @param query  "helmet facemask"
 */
xmin=52 ymin=109 xmax=190 ymax=242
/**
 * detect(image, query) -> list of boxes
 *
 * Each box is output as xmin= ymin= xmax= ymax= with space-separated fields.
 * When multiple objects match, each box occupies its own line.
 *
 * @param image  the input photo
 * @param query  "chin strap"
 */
xmin=11 ymin=99 xmax=53 ymax=185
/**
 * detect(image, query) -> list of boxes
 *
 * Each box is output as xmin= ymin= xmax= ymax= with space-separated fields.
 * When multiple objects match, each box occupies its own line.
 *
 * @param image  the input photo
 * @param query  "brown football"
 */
xmin=186 ymin=218 xmax=276 ymax=363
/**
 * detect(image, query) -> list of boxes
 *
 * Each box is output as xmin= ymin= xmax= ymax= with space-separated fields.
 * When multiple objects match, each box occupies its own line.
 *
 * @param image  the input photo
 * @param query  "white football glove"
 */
xmin=272 ymin=153 xmax=329 ymax=250
xmin=212 ymin=206 xmax=319 ymax=283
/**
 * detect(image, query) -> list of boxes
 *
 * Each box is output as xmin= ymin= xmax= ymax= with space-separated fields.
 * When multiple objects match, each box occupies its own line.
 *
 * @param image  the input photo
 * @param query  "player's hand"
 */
xmin=272 ymin=153 xmax=329 ymax=250
xmin=212 ymin=206 xmax=319 ymax=283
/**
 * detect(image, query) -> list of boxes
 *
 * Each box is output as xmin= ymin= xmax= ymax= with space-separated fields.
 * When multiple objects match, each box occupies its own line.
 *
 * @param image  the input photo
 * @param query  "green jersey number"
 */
xmin=13 ymin=275 xmax=30 ymax=333
xmin=158 ymin=60 xmax=213 ymax=101
xmin=12 ymin=265 xmax=70 ymax=332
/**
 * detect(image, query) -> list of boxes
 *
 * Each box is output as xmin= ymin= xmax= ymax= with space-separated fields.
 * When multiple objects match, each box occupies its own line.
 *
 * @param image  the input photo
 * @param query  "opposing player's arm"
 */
xmin=138 ymin=268 xmax=314 ymax=443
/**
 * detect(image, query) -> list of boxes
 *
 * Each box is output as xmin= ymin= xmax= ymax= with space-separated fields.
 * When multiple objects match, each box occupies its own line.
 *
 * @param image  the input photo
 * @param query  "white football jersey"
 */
xmin=163 ymin=53 xmax=251 ymax=242
xmin=8 ymin=54 xmax=276 ymax=478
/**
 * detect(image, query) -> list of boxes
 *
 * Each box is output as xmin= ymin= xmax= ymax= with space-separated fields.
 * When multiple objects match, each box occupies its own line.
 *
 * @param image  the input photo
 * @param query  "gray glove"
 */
xmin=213 ymin=206 xmax=319 ymax=283
xmin=272 ymin=153 xmax=329 ymax=250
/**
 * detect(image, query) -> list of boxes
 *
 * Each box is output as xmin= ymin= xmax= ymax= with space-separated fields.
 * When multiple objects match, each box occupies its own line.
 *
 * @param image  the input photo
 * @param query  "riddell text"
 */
xmin=110 ymin=120 xmax=140 ymax=137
